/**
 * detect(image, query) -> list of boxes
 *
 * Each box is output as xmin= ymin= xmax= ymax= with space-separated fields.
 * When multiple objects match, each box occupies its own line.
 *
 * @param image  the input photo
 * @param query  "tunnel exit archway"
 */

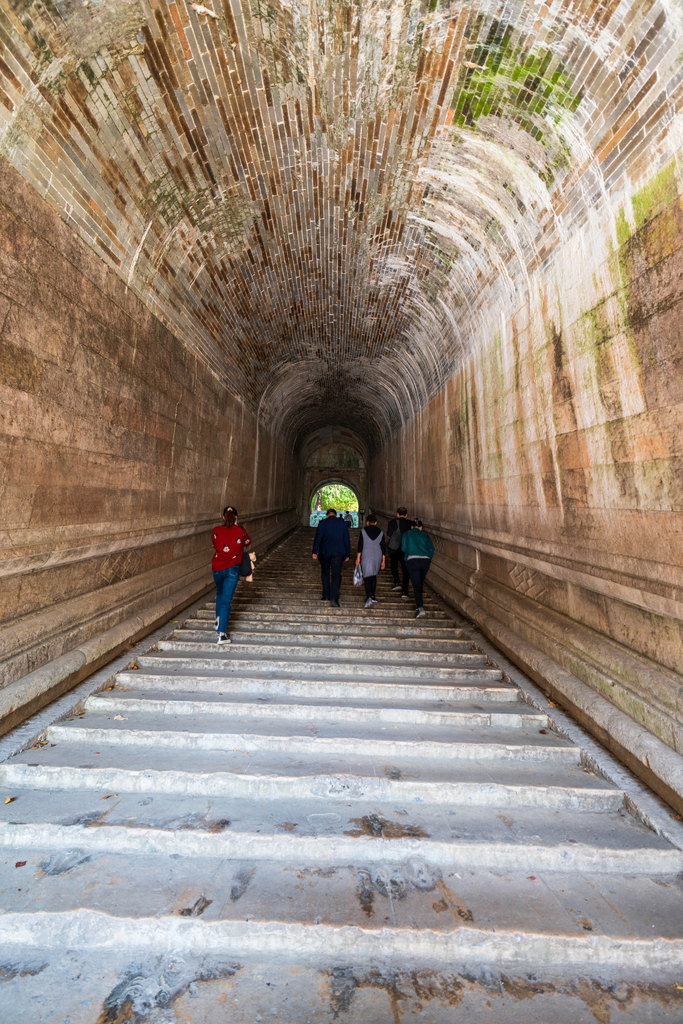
xmin=308 ymin=480 xmax=360 ymax=528
xmin=300 ymin=427 xmax=368 ymax=527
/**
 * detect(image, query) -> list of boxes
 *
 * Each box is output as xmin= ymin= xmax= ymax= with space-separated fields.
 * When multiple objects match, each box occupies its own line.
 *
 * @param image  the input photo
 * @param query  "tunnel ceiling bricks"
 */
xmin=2 ymin=0 xmax=683 ymax=451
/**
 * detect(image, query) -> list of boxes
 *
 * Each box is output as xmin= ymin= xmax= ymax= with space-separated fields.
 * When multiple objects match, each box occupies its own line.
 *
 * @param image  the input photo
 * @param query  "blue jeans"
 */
xmin=213 ymin=566 xmax=240 ymax=634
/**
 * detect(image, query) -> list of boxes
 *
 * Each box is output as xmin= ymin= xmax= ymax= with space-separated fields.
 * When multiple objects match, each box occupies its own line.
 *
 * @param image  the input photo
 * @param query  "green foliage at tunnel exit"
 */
xmin=451 ymin=20 xmax=581 ymax=144
xmin=311 ymin=484 xmax=358 ymax=510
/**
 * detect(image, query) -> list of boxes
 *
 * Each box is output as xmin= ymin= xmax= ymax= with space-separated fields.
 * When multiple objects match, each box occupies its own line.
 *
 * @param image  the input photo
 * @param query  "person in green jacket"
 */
xmin=401 ymin=519 xmax=435 ymax=618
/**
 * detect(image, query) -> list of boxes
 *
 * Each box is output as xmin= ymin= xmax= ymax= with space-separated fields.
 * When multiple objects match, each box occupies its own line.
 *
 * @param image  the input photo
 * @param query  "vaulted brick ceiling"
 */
xmin=0 ymin=0 xmax=677 ymax=451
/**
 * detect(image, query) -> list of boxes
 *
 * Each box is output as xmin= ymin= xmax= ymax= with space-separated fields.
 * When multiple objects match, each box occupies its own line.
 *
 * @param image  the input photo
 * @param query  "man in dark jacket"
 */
xmin=386 ymin=506 xmax=411 ymax=597
xmin=312 ymin=509 xmax=350 ymax=607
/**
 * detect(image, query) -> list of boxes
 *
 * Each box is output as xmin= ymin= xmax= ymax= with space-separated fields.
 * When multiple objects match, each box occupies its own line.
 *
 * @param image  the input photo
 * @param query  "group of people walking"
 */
xmin=210 ymin=504 xmax=434 ymax=644
xmin=313 ymin=506 xmax=434 ymax=618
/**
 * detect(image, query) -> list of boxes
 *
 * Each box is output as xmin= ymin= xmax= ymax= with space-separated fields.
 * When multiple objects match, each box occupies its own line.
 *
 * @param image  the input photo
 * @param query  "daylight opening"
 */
xmin=310 ymin=484 xmax=359 ymax=527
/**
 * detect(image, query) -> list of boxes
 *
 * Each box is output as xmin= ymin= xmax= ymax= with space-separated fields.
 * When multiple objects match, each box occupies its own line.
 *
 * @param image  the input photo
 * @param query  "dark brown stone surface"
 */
xmin=0 ymin=160 xmax=299 ymax=695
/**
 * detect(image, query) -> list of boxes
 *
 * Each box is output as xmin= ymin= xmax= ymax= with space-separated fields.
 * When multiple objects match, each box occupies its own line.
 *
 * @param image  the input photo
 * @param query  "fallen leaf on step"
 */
xmin=671 ymin=814 xmax=682 ymax=821
xmin=101 ymin=794 xmax=117 ymax=800
xmin=527 ymin=876 xmax=537 ymax=881
xmin=15 ymin=861 xmax=25 ymax=868
xmin=114 ymin=715 xmax=128 ymax=721
xmin=4 ymin=797 xmax=15 ymax=804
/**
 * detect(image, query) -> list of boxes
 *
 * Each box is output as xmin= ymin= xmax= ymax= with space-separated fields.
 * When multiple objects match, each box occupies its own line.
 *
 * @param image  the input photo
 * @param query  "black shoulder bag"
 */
xmin=238 ymin=528 xmax=252 ymax=578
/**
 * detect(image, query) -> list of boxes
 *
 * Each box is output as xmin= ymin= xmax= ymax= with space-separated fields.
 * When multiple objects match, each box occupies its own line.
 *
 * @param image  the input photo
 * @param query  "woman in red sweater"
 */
xmin=212 ymin=506 xmax=251 ymax=644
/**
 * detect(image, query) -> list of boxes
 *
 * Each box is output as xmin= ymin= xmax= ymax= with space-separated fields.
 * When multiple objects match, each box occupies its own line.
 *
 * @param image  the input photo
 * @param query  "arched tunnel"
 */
xmin=1 ymin=0 xmax=683 ymax=1012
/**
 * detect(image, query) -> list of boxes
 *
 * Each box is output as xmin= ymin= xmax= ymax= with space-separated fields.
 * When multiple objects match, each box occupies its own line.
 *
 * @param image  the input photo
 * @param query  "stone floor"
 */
xmin=0 ymin=528 xmax=682 ymax=1023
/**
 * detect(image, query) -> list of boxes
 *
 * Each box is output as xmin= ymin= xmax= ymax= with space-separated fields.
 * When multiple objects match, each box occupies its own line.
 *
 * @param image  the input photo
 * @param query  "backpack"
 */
xmin=388 ymin=520 xmax=403 ymax=552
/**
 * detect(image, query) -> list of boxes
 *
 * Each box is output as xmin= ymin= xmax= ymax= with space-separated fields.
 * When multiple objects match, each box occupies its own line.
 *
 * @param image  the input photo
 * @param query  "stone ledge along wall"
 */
xmin=0 ymin=160 xmax=300 ymax=735
xmin=371 ymin=155 xmax=683 ymax=814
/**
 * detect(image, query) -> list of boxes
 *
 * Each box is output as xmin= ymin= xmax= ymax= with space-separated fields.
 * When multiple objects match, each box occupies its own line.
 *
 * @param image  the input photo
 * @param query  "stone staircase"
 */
xmin=0 ymin=528 xmax=681 ymax=1022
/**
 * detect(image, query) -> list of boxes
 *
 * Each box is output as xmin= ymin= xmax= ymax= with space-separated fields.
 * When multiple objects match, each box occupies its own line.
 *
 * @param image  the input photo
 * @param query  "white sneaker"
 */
xmin=217 ymin=633 xmax=231 ymax=644
xmin=364 ymin=598 xmax=373 ymax=608
xmin=416 ymin=607 xmax=426 ymax=618
xmin=401 ymin=593 xmax=410 ymax=599
xmin=370 ymin=597 xmax=378 ymax=604
xmin=391 ymin=584 xmax=401 ymax=591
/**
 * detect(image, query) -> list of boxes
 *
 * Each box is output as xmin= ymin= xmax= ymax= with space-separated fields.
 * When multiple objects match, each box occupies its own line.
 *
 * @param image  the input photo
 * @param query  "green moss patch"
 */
xmin=449 ymin=19 xmax=581 ymax=143
xmin=615 ymin=208 xmax=631 ymax=248
xmin=631 ymin=159 xmax=678 ymax=231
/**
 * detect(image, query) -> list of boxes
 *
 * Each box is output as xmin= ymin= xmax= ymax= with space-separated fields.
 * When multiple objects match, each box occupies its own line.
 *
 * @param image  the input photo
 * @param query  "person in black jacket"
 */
xmin=312 ymin=509 xmax=350 ymax=607
xmin=386 ymin=506 xmax=411 ymax=597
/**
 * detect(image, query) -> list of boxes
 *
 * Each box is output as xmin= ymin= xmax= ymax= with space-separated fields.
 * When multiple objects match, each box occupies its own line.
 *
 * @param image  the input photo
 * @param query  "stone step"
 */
xmin=86 ymin=690 xmax=544 ymax=728
xmin=168 ymin=632 xmax=489 ymax=666
xmin=0 ymin=800 xmax=678 ymax=872
xmin=152 ymin=646 xmax=503 ymax=682
xmin=236 ymin=592 xmax=442 ymax=598
xmin=222 ymin=592 xmax=444 ymax=604
xmin=228 ymin=579 xmax=440 ymax=590
xmin=203 ymin=603 xmax=451 ymax=620
xmin=236 ymin=594 xmax=441 ymax=605
xmin=227 ymin=587 xmax=442 ymax=597
xmin=1 ymin=755 xmax=621 ymax=810
xmin=184 ymin=620 xmax=475 ymax=649
xmin=198 ymin=608 xmax=461 ymax=629
xmin=115 ymin=670 xmax=519 ymax=703
xmin=0 ymin=910 xmax=680 ymax=978
xmin=0 ymin=788 xmax=672 ymax=868
xmin=221 ymin=607 xmax=452 ymax=621
xmin=0 ymin=853 xmax=679 ymax=972
xmin=45 ymin=716 xmax=578 ymax=763
xmin=1 ymin=948 xmax=678 ymax=1023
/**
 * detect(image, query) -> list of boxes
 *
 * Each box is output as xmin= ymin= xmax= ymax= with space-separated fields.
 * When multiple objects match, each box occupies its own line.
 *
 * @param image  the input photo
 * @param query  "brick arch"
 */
xmin=304 ymin=473 xmax=365 ymax=526
xmin=308 ymin=477 xmax=360 ymax=511
xmin=300 ymin=429 xmax=368 ymax=525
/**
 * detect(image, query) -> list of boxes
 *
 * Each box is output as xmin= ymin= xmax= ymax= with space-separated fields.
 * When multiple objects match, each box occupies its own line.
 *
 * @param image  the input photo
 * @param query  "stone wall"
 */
xmin=0 ymin=160 xmax=300 ymax=733
xmin=370 ymin=157 xmax=683 ymax=813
